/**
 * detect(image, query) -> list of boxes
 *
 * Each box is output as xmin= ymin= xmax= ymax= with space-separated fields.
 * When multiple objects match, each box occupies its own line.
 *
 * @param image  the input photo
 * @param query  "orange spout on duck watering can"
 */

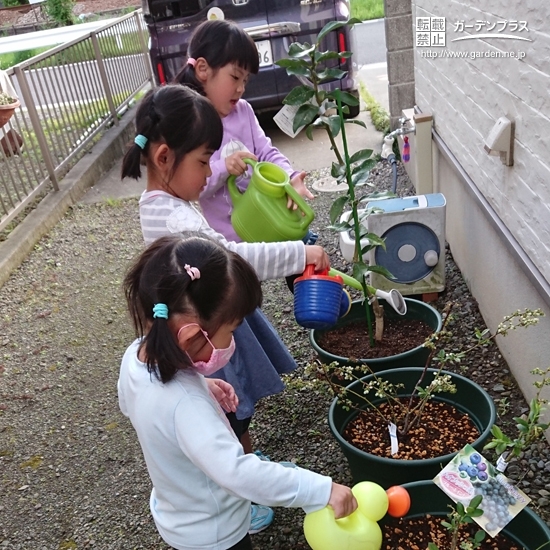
xmin=293 ymin=265 xmax=351 ymax=329
xmin=303 ymin=482 xmax=411 ymax=550
xmin=227 ymin=158 xmax=315 ymax=243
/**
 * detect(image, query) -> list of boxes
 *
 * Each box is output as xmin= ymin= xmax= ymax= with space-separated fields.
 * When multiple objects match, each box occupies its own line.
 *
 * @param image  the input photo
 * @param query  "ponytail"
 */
xmin=123 ymin=235 xmax=262 ymax=383
xmin=120 ymin=85 xmax=223 ymax=182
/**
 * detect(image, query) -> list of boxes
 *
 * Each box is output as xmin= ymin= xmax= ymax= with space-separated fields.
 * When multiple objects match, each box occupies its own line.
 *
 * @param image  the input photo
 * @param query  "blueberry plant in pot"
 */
xmin=483 ymin=366 xmax=550 ymax=476
xmin=381 ymin=480 xmax=550 ymax=550
xmin=293 ymin=307 xmax=544 ymax=488
xmin=275 ymin=19 xmax=442 ymax=367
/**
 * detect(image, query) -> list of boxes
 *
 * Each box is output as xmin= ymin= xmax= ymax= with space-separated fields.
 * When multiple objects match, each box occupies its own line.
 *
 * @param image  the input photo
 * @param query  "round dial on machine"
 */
xmin=374 ymin=222 xmax=440 ymax=284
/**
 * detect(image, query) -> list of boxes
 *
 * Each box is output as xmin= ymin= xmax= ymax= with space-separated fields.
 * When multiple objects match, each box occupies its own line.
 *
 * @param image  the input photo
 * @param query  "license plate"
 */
xmin=256 ymin=40 xmax=273 ymax=67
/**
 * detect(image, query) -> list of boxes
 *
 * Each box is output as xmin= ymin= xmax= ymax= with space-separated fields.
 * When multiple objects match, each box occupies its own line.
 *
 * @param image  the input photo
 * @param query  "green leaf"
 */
xmin=330 ymin=162 xmax=346 ymax=179
xmin=317 ymin=20 xmax=347 ymax=43
xmin=366 ymin=264 xmax=394 ymax=279
xmin=317 ymin=68 xmax=347 ymax=81
xmin=474 ymin=530 xmax=486 ymax=542
xmin=287 ymin=42 xmax=315 ymax=58
xmin=428 ymin=544 xmax=439 ymax=550
xmin=315 ymin=50 xmax=341 ymax=63
xmin=305 ymin=125 xmax=314 ymax=141
xmin=357 ymin=158 xmax=378 ymax=172
xmin=470 ymin=494 xmax=483 ymax=508
xmin=490 ymin=425 xmax=505 ymax=439
xmin=351 ymin=168 xmax=371 ymax=186
xmin=293 ymin=103 xmax=319 ymax=133
xmin=275 ymin=58 xmax=309 ymax=70
xmin=345 ymin=119 xmax=367 ymax=129
xmin=316 ymin=49 xmax=353 ymax=61
xmin=329 ymin=195 xmax=349 ymax=225
xmin=282 ymin=86 xmax=315 ymax=106
xmin=349 ymin=149 xmax=374 ymax=164
xmin=326 ymin=114 xmax=342 ymax=137
xmin=352 ymin=262 xmax=370 ymax=283
xmin=515 ymin=417 xmax=529 ymax=428
xmin=361 ymin=232 xmax=385 ymax=247
xmin=339 ymin=91 xmax=360 ymax=106
xmin=328 ymin=221 xmax=352 ymax=232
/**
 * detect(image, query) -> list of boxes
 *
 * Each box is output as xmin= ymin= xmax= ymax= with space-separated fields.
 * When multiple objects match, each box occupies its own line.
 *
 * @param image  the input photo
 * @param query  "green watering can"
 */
xmin=227 ymin=158 xmax=315 ymax=243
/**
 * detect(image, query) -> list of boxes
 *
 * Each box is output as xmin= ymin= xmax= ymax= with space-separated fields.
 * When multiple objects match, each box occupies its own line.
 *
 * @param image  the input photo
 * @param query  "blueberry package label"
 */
xmin=433 ymin=444 xmax=530 ymax=537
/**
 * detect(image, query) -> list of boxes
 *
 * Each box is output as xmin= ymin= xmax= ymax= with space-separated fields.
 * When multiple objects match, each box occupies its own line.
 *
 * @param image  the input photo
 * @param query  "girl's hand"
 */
xmin=305 ymin=245 xmax=330 ymax=272
xmin=206 ymin=378 xmax=239 ymax=413
xmin=328 ymin=483 xmax=357 ymax=519
xmin=287 ymin=171 xmax=314 ymax=209
xmin=225 ymin=151 xmax=257 ymax=177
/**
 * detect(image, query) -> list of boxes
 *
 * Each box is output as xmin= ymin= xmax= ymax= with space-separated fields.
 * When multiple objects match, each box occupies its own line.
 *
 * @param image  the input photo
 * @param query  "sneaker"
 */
xmin=249 ymin=504 xmax=274 ymax=534
xmin=253 ymin=450 xmax=297 ymax=469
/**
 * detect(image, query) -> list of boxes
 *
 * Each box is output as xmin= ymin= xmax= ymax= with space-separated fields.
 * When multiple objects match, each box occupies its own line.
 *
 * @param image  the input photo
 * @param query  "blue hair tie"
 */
xmin=134 ymin=134 xmax=148 ymax=150
xmin=152 ymin=303 xmax=169 ymax=319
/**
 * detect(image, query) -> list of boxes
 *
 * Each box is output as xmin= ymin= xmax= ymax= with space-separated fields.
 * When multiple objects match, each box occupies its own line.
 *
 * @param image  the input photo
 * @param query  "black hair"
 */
xmin=172 ymin=19 xmax=260 ymax=93
xmin=121 ymin=84 xmax=223 ymax=180
xmin=124 ymin=234 xmax=262 ymax=383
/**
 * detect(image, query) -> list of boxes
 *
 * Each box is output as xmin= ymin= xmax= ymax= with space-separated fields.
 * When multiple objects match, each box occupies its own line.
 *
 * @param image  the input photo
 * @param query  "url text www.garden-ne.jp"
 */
xmin=419 ymin=49 xmax=527 ymax=60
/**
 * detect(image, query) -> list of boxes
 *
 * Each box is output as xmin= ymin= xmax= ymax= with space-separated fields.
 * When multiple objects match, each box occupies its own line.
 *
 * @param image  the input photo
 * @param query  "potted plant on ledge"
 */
xmin=276 ymin=19 xmax=442 ymax=370
xmin=0 ymin=91 xmax=20 ymax=127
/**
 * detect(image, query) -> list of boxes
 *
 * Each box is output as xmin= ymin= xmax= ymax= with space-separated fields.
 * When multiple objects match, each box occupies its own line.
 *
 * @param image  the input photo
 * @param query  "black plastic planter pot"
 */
xmin=380 ymin=480 xmax=550 ymax=549
xmin=328 ymin=367 xmax=497 ymax=488
xmin=310 ymin=298 xmax=442 ymax=372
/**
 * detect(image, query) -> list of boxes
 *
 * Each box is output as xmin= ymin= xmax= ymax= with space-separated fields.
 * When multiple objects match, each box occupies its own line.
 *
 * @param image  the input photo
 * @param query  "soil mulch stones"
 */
xmin=382 ymin=514 xmax=523 ymax=550
xmin=343 ymin=399 xmax=480 ymax=460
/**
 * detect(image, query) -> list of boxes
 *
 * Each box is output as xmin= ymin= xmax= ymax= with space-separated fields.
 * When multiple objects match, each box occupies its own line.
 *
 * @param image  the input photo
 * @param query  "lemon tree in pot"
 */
xmin=295 ymin=307 xmax=544 ymax=487
xmin=276 ymin=20 xmax=442 ymax=367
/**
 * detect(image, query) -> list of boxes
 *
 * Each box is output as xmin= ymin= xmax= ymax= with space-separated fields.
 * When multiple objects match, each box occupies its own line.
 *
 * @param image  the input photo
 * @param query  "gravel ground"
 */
xmin=0 ymin=160 xmax=549 ymax=549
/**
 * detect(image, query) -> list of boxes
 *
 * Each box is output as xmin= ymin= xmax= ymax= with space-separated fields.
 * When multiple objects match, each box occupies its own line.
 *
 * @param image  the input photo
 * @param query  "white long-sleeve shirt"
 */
xmin=118 ymin=340 xmax=333 ymax=550
xmin=139 ymin=190 xmax=306 ymax=280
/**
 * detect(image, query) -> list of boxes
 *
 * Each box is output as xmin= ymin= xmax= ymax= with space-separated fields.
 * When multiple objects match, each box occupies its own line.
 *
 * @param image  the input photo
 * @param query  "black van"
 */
xmin=141 ymin=0 xmax=359 ymax=115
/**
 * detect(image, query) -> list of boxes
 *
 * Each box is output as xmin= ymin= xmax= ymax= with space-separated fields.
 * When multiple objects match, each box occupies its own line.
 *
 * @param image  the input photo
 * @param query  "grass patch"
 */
xmin=351 ymin=0 xmax=384 ymax=21
xmin=358 ymin=80 xmax=390 ymax=134
xmin=0 ymin=47 xmax=54 ymax=70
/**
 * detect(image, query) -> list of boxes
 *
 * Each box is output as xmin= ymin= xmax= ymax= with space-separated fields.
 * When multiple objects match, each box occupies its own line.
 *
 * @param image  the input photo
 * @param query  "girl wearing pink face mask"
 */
xmin=118 ymin=235 xmax=356 ymax=550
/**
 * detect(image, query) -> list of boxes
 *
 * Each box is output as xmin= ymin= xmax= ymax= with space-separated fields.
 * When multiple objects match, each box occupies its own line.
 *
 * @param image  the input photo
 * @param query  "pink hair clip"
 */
xmin=187 ymin=57 xmax=197 ymax=67
xmin=184 ymin=264 xmax=200 ymax=281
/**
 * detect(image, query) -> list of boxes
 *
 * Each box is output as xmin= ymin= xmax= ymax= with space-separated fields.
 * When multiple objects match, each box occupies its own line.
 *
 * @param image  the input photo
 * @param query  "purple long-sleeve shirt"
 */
xmin=199 ymin=99 xmax=299 ymax=242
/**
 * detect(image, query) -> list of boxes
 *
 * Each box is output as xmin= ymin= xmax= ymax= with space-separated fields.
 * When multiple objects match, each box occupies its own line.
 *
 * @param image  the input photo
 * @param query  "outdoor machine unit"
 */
xmin=339 ymin=193 xmax=446 ymax=296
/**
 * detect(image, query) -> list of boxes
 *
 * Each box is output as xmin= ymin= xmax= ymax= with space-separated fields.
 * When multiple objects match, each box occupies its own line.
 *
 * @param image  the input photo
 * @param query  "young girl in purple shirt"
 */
xmin=173 ymin=18 xmax=314 ymax=242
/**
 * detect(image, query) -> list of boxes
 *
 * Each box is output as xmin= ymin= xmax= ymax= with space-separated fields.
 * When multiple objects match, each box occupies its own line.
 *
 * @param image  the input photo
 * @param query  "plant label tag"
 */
xmin=273 ymin=104 xmax=305 ymax=138
xmin=388 ymin=422 xmax=399 ymax=455
xmin=433 ymin=444 xmax=530 ymax=538
xmin=496 ymin=452 xmax=509 ymax=472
